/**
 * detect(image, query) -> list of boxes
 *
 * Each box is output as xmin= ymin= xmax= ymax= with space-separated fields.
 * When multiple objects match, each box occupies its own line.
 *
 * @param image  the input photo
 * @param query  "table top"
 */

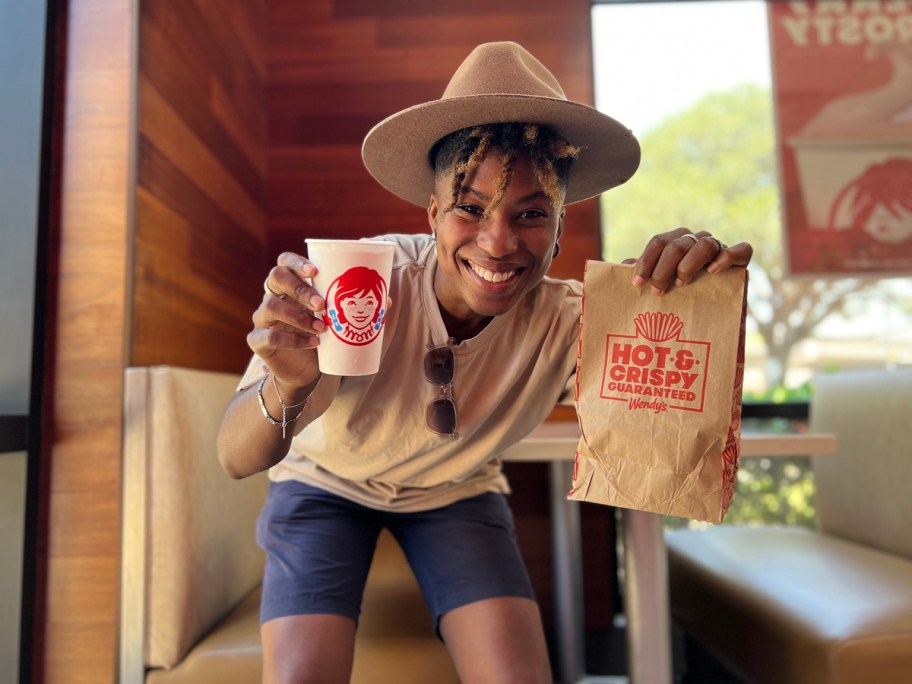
xmin=500 ymin=421 xmax=837 ymax=462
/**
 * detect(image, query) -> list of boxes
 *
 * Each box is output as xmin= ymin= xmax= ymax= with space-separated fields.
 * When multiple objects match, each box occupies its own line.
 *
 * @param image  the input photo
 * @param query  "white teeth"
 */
xmin=469 ymin=262 xmax=517 ymax=283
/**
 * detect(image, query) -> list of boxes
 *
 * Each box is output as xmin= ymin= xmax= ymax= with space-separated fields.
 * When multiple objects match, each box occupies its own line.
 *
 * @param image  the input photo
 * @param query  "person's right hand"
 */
xmin=249 ymin=252 xmax=326 ymax=395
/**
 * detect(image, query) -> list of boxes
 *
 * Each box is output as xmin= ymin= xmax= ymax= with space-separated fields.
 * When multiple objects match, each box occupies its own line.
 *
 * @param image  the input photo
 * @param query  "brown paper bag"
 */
xmin=569 ymin=261 xmax=748 ymax=523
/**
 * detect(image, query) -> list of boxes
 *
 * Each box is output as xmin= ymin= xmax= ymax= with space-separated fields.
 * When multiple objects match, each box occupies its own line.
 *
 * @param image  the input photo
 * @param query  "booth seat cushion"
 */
xmin=667 ymin=525 xmax=912 ymax=684
xmin=359 ymin=529 xmax=440 ymax=638
xmin=354 ymin=529 xmax=460 ymax=683
xmin=147 ymin=530 xmax=460 ymax=684
xmin=811 ymin=369 xmax=912 ymax=559
xmin=139 ymin=366 xmax=267 ymax=669
xmin=130 ymin=366 xmax=459 ymax=682
xmin=146 ymin=587 xmax=262 ymax=684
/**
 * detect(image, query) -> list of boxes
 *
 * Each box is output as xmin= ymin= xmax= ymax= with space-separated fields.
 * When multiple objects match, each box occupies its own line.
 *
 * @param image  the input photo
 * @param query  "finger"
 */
xmin=645 ymin=231 xmax=718 ymax=294
xmin=254 ymin=318 xmax=312 ymax=337
xmin=277 ymin=251 xmax=318 ymax=280
xmin=253 ymin=295 xmax=327 ymax=336
xmin=264 ymin=269 xmax=323 ymax=310
xmin=631 ymin=227 xmax=692 ymax=286
xmin=267 ymin=253 xmax=324 ymax=310
xmin=247 ymin=325 xmax=321 ymax=356
xmin=670 ymin=235 xmax=730 ymax=287
xmin=263 ymin=277 xmax=285 ymax=299
xmin=707 ymin=241 xmax=753 ymax=273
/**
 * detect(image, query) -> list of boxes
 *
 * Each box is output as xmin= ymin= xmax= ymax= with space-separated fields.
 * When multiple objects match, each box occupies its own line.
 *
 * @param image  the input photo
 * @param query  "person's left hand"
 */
xmin=628 ymin=227 xmax=753 ymax=295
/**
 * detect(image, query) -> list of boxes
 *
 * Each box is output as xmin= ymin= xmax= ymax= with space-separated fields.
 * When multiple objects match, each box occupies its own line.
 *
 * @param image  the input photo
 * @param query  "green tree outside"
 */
xmin=600 ymin=84 xmax=820 ymax=528
xmin=600 ymin=84 xmax=878 ymax=392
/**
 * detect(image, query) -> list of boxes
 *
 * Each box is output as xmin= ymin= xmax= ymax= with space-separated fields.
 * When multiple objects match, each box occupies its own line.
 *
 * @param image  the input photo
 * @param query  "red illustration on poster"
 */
xmin=768 ymin=0 xmax=912 ymax=275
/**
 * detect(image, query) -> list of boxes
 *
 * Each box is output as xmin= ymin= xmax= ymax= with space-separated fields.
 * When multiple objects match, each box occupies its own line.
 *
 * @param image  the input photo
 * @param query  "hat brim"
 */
xmin=361 ymin=94 xmax=641 ymax=207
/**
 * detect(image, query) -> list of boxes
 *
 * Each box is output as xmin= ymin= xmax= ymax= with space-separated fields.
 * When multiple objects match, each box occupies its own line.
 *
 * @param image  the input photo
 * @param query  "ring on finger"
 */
xmin=264 ymin=279 xmax=285 ymax=299
xmin=680 ymin=233 xmax=699 ymax=244
xmin=706 ymin=236 xmax=726 ymax=254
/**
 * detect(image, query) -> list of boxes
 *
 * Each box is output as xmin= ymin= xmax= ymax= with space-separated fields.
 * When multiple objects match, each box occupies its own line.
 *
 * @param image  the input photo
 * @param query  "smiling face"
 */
xmin=428 ymin=150 xmax=564 ymax=339
xmin=342 ymin=292 xmax=379 ymax=329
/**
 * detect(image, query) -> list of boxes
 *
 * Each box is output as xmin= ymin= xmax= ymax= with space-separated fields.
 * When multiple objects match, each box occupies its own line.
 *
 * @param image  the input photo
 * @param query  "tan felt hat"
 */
xmin=361 ymin=41 xmax=641 ymax=207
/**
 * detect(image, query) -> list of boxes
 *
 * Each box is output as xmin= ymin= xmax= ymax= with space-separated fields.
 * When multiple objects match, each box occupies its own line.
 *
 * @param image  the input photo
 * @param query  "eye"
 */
xmin=455 ymin=203 xmax=483 ymax=216
xmin=518 ymin=209 xmax=547 ymax=220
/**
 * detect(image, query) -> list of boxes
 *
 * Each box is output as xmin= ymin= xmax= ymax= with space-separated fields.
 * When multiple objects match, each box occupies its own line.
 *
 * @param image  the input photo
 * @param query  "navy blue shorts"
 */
xmin=256 ymin=480 xmax=535 ymax=630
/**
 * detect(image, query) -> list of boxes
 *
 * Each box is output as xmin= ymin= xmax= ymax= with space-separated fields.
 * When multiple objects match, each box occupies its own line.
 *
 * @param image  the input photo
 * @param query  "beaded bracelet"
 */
xmin=257 ymin=373 xmax=309 ymax=439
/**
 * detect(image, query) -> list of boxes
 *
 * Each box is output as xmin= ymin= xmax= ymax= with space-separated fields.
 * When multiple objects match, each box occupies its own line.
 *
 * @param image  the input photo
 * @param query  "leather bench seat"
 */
xmin=122 ymin=367 xmax=459 ymax=684
xmin=146 ymin=529 xmax=459 ymax=684
xmin=667 ymin=525 xmax=912 ymax=684
xmin=665 ymin=369 xmax=912 ymax=684
xmin=354 ymin=529 xmax=459 ymax=683
xmin=146 ymin=588 xmax=262 ymax=684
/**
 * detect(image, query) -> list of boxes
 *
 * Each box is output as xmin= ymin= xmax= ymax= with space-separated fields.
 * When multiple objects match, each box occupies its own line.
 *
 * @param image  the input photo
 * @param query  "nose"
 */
xmin=477 ymin=214 xmax=519 ymax=257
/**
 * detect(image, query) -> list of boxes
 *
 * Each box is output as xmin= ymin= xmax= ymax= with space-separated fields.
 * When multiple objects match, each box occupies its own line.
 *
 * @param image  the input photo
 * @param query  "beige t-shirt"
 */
xmin=240 ymin=234 xmax=581 ymax=512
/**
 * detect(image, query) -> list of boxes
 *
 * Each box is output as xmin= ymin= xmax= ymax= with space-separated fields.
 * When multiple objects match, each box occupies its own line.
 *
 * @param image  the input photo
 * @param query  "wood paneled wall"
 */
xmin=37 ymin=1 xmax=268 ymax=682
xmin=264 ymin=0 xmax=603 ymax=281
xmin=38 ymin=1 xmax=135 ymax=681
xmin=134 ymin=0 xmax=269 ymax=373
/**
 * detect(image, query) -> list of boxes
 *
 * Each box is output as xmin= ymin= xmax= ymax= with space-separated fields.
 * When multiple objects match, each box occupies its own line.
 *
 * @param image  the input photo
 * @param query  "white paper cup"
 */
xmin=305 ymin=239 xmax=395 ymax=376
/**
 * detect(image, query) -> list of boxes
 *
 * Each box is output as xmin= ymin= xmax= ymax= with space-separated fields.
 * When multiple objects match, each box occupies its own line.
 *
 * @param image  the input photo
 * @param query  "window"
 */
xmin=591 ymin=0 xmax=912 ymax=526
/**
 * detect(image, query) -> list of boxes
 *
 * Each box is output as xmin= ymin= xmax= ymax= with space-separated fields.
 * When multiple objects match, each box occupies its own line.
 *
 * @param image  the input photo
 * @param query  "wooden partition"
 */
xmin=134 ymin=0 xmax=269 ymax=372
xmin=36 ymin=1 xmax=610 ymax=680
xmin=37 ymin=1 xmax=268 ymax=681
xmin=36 ymin=1 xmax=134 ymax=681
xmin=265 ymin=0 xmax=603 ymax=282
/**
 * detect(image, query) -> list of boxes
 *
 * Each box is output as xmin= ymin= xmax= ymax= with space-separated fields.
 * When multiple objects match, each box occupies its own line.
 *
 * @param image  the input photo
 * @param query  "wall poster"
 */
xmin=769 ymin=0 xmax=912 ymax=275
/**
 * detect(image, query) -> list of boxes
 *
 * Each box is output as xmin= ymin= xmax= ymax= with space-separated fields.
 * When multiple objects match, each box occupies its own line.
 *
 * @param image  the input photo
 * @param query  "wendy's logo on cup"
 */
xmin=322 ymin=266 xmax=388 ymax=346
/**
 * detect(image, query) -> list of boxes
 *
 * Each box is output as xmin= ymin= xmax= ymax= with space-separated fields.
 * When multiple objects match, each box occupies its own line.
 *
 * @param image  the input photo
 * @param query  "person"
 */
xmin=217 ymin=41 xmax=753 ymax=684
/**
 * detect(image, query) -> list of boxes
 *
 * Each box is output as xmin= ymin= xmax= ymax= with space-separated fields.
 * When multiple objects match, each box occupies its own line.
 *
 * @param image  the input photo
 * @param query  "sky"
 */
xmin=592 ymin=0 xmax=772 ymax=135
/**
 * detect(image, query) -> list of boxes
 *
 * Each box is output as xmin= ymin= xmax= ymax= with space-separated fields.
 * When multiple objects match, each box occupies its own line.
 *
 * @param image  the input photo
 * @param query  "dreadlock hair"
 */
xmin=429 ymin=123 xmax=580 ymax=218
